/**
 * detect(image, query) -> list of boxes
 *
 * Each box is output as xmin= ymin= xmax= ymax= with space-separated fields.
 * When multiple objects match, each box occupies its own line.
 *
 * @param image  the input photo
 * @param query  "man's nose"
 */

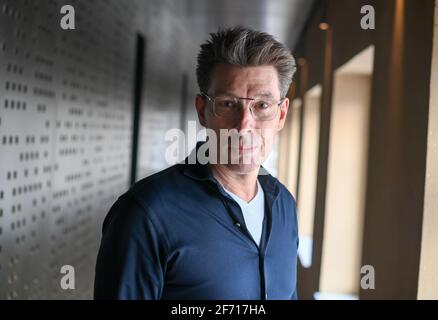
xmin=236 ymin=101 xmax=256 ymax=131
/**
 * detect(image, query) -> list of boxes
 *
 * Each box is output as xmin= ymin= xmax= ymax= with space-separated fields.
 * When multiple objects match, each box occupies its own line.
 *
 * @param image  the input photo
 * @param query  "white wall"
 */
xmin=319 ymin=74 xmax=371 ymax=296
xmin=418 ymin=0 xmax=438 ymax=300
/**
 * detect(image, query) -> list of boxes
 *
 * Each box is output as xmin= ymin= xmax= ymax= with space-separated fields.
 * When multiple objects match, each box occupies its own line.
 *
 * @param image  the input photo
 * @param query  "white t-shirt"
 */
xmin=224 ymin=180 xmax=265 ymax=247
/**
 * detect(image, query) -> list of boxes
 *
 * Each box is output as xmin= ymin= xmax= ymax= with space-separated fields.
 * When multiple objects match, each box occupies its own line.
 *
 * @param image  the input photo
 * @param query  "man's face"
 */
xmin=195 ymin=63 xmax=289 ymax=174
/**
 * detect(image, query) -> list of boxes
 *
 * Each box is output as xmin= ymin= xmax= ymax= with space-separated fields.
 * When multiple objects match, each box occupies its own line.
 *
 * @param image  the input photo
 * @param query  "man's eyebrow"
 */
xmin=257 ymin=92 xmax=274 ymax=98
xmin=214 ymin=91 xmax=238 ymax=97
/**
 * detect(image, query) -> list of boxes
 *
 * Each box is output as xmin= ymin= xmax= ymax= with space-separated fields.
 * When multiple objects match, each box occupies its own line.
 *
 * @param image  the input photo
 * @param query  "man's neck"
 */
xmin=210 ymin=164 xmax=259 ymax=203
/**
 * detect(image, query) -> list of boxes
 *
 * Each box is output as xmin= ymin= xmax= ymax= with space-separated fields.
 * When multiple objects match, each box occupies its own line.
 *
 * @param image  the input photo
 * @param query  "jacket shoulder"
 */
xmin=277 ymin=180 xmax=297 ymax=204
xmin=125 ymin=163 xmax=187 ymax=211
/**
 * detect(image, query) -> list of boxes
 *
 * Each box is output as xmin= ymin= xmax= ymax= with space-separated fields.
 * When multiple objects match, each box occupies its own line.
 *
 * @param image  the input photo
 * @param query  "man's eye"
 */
xmin=255 ymin=101 xmax=271 ymax=109
xmin=220 ymin=100 xmax=236 ymax=108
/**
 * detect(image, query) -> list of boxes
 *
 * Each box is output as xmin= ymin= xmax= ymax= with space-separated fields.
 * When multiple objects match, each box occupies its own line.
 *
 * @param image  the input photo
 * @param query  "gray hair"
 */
xmin=196 ymin=26 xmax=297 ymax=98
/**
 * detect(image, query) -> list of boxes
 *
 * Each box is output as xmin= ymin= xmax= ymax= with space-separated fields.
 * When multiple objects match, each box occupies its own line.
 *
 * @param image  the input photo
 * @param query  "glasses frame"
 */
xmin=201 ymin=93 xmax=285 ymax=121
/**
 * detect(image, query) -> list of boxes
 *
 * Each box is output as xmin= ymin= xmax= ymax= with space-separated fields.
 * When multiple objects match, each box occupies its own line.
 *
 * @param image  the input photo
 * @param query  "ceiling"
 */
xmin=185 ymin=0 xmax=318 ymax=51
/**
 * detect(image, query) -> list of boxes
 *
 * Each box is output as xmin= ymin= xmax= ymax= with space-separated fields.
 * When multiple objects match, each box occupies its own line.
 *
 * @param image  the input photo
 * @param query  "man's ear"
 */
xmin=277 ymin=97 xmax=289 ymax=131
xmin=195 ymin=94 xmax=207 ymax=127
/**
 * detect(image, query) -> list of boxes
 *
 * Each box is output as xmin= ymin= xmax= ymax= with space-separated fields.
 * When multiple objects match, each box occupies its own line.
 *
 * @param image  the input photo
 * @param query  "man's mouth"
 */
xmin=225 ymin=132 xmax=263 ymax=152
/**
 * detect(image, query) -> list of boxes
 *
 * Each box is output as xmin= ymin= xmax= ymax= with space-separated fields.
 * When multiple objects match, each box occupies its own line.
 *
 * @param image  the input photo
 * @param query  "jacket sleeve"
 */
xmin=94 ymin=193 xmax=167 ymax=300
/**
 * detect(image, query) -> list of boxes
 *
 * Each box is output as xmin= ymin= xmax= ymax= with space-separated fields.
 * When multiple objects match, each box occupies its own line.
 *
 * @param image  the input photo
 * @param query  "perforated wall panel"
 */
xmin=0 ymin=0 xmax=137 ymax=299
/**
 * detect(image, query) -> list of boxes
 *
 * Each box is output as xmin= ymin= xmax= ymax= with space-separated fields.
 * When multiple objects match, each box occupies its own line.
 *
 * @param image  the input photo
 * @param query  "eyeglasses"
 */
xmin=201 ymin=93 xmax=285 ymax=121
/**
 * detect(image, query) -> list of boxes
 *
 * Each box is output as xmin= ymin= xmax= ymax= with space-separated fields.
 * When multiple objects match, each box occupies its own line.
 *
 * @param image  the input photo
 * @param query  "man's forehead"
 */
xmin=210 ymin=64 xmax=279 ymax=95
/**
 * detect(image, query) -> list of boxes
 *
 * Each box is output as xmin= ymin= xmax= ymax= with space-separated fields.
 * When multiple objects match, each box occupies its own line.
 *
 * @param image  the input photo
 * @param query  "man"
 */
xmin=94 ymin=26 xmax=299 ymax=300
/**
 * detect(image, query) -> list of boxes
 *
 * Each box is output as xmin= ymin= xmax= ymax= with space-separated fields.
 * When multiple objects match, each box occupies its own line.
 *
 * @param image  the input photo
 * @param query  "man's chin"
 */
xmin=225 ymin=163 xmax=261 ymax=175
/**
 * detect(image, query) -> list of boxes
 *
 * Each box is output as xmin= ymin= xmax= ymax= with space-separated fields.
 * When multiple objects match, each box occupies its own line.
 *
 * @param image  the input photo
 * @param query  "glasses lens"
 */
xmin=252 ymin=99 xmax=278 ymax=120
xmin=214 ymin=97 xmax=239 ymax=117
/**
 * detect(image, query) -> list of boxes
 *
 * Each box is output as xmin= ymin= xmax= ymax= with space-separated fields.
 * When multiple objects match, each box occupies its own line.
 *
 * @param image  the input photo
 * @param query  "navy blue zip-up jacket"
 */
xmin=94 ymin=146 xmax=299 ymax=300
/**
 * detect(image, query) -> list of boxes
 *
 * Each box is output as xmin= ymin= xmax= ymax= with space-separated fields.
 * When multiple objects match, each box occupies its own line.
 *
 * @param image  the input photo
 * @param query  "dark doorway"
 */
xmin=130 ymin=34 xmax=146 ymax=186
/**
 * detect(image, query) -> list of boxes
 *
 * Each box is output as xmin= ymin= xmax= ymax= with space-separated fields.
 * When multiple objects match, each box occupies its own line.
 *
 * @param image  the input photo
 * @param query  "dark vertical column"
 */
xmin=130 ymin=34 xmax=146 ymax=186
xmin=310 ymin=23 xmax=334 ymax=298
xmin=294 ymin=58 xmax=308 ymax=207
